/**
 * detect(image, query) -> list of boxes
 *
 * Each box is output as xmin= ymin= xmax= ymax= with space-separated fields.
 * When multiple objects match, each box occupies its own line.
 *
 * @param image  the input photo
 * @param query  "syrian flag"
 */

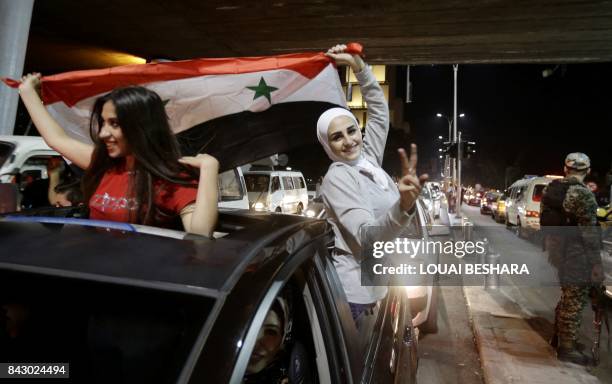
xmin=3 ymin=52 xmax=348 ymax=170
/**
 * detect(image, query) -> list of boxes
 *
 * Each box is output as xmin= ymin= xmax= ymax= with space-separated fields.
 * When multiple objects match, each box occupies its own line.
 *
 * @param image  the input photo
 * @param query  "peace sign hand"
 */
xmin=397 ymin=144 xmax=429 ymax=212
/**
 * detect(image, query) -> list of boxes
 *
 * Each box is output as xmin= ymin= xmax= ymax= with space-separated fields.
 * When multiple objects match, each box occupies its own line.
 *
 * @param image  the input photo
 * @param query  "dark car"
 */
xmin=480 ymin=191 xmax=500 ymax=215
xmin=0 ymin=208 xmax=419 ymax=383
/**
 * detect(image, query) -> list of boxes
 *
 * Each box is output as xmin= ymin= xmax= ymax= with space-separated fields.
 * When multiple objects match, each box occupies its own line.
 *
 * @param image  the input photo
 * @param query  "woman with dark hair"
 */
xmin=18 ymin=73 xmax=218 ymax=236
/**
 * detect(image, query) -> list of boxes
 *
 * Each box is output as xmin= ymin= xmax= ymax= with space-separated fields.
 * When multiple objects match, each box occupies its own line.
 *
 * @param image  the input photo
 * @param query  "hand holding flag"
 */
xmin=18 ymin=73 xmax=42 ymax=97
xmin=325 ymin=43 xmax=366 ymax=74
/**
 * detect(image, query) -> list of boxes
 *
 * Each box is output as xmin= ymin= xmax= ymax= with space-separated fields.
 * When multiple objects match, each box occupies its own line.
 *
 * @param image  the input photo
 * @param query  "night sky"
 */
xmin=286 ymin=63 xmax=612 ymax=191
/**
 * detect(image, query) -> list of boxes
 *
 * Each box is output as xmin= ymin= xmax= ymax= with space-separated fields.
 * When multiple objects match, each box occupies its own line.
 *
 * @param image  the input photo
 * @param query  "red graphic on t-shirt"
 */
xmin=89 ymin=166 xmax=197 ymax=224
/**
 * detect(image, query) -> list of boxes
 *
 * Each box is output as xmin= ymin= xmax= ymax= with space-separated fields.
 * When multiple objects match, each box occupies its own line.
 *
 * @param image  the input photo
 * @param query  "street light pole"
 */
xmin=435 ymin=111 xmax=464 ymax=186
xmin=453 ymin=64 xmax=460 ymax=216
xmin=456 ymin=131 xmax=462 ymax=216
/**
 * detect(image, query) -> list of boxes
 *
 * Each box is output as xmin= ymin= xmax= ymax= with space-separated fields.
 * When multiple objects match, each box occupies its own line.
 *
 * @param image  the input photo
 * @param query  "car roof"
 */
xmin=244 ymin=170 xmax=303 ymax=175
xmin=0 ymin=211 xmax=317 ymax=298
xmin=510 ymin=176 xmax=558 ymax=188
xmin=0 ymin=135 xmax=54 ymax=153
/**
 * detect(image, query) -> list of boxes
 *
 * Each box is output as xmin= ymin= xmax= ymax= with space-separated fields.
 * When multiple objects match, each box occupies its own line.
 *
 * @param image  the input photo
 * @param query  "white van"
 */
xmin=244 ymin=170 xmax=309 ymax=214
xmin=505 ymin=175 xmax=563 ymax=237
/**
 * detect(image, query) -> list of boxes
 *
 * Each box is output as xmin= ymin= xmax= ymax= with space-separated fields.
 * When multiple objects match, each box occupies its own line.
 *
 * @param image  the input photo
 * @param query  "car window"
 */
xmin=509 ymin=187 xmax=517 ymax=199
xmin=293 ymin=176 xmax=305 ymax=189
xmin=271 ymin=176 xmax=281 ymax=193
xmin=532 ymin=184 xmax=546 ymax=202
xmin=282 ymin=176 xmax=294 ymax=190
xmin=245 ymin=174 xmax=270 ymax=193
xmin=0 ymin=272 xmax=214 ymax=383
xmin=238 ymin=279 xmax=323 ymax=384
xmin=0 ymin=141 xmax=15 ymax=168
xmin=218 ymin=169 xmax=245 ymax=201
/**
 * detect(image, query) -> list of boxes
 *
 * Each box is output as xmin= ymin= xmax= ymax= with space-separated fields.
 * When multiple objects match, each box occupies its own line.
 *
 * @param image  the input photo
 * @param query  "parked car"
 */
xmin=0 ymin=207 xmax=419 ymax=383
xmin=480 ymin=191 xmax=501 ymax=215
xmin=244 ymin=170 xmax=309 ymax=214
xmin=505 ymin=175 xmax=562 ymax=238
xmin=492 ymin=193 xmax=508 ymax=223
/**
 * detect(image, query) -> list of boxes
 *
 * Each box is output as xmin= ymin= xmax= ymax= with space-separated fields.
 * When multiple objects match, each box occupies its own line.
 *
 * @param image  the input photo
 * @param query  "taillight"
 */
xmin=526 ymin=210 xmax=539 ymax=218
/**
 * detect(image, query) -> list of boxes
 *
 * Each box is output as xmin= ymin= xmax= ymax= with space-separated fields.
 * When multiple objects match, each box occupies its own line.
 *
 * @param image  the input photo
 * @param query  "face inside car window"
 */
xmin=246 ymin=307 xmax=284 ymax=374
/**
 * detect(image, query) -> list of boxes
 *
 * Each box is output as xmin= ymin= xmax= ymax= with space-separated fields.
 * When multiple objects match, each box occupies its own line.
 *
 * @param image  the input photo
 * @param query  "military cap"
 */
xmin=564 ymin=152 xmax=590 ymax=170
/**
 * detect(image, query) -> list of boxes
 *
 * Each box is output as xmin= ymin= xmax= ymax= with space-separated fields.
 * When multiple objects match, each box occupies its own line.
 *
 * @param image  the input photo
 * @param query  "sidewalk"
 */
xmin=442 ymin=207 xmax=601 ymax=384
xmin=464 ymin=286 xmax=600 ymax=384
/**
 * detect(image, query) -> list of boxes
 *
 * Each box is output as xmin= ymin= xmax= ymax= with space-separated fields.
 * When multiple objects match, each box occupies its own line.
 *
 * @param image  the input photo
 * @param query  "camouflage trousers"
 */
xmin=554 ymin=284 xmax=590 ymax=347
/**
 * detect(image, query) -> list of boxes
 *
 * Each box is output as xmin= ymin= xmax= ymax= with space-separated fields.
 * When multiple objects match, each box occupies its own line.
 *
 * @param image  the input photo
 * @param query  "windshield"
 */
xmin=245 ymin=174 xmax=270 ymax=193
xmin=0 ymin=141 xmax=15 ymax=168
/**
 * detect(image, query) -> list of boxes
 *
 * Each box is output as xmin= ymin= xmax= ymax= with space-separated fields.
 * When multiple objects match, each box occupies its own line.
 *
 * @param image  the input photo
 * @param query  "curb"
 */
xmin=463 ymin=284 xmax=600 ymax=383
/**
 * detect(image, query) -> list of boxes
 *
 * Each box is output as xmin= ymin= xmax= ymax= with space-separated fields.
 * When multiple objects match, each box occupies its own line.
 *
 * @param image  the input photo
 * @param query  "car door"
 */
xmin=226 ymin=235 xmax=354 ymax=384
xmin=309 ymin=245 xmax=418 ymax=384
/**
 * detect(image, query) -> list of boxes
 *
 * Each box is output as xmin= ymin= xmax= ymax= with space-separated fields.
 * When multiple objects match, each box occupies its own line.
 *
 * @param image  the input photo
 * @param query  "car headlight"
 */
xmin=253 ymin=202 xmax=265 ymax=210
xmin=305 ymin=209 xmax=315 ymax=217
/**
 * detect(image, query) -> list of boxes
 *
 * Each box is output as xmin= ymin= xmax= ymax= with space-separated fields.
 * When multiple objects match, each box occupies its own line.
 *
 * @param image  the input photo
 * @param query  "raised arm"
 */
xmin=177 ymin=154 xmax=219 ymax=237
xmin=18 ymin=73 xmax=93 ymax=170
xmin=326 ymin=44 xmax=389 ymax=165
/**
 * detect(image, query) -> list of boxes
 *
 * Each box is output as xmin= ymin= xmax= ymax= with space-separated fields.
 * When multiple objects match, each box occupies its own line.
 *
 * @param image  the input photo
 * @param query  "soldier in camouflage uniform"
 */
xmin=541 ymin=152 xmax=603 ymax=365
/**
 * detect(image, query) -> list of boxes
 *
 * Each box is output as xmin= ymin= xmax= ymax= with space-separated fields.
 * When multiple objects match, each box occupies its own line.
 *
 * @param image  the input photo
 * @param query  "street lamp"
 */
xmin=436 ymin=113 xmax=465 ymax=142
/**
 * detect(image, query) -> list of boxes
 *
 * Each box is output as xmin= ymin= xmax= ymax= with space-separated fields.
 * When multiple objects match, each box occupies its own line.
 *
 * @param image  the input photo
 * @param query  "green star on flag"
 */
xmin=247 ymin=77 xmax=278 ymax=104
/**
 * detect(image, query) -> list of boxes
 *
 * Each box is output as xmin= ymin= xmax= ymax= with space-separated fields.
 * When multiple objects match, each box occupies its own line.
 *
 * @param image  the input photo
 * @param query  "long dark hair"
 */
xmin=82 ymin=86 xmax=197 ymax=225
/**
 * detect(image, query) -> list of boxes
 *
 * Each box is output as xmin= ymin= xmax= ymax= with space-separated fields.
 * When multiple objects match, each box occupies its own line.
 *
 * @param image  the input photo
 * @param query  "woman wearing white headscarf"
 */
xmin=318 ymin=44 xmax=428 ymax=325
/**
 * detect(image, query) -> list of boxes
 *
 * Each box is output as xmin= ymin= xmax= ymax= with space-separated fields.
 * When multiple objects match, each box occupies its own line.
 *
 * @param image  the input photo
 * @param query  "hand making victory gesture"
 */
xmin=398 ymin=144 xmax=429 ymax=212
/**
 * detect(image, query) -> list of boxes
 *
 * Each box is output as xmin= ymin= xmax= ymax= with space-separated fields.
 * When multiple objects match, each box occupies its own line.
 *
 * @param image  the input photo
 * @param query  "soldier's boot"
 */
xmin=557 ymin=341 xmax=590 ymax=365
xmin=551 ymin=334 xmax=586 ymax=352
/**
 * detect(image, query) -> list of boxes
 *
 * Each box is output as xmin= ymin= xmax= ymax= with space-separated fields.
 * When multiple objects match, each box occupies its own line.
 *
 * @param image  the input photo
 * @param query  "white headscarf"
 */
xmin=317 ymin=108 xmax=388 ymax=189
